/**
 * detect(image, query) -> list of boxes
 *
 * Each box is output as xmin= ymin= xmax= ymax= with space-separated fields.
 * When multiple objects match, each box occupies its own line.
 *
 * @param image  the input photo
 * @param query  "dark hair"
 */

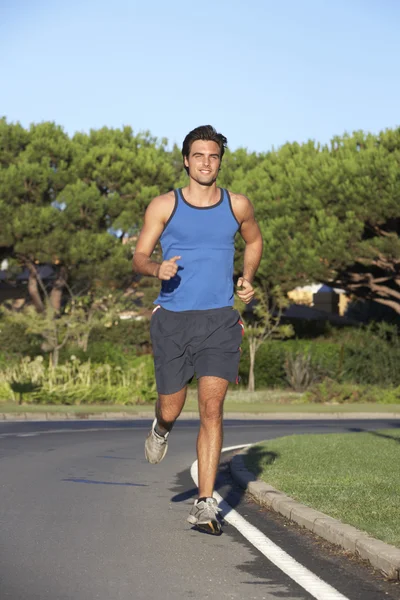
xmin=182 ymin=125 xmax=227 ymax=174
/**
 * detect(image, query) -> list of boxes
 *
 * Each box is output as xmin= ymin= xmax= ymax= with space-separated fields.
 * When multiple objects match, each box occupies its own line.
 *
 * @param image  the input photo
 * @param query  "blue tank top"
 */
xmin=154 ymin=188 xmax=240 ymax=311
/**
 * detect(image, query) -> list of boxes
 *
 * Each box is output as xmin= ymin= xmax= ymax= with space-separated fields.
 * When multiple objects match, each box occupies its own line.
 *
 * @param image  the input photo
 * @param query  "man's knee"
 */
xmin=199 ymin=400 xmax=224 ymax=423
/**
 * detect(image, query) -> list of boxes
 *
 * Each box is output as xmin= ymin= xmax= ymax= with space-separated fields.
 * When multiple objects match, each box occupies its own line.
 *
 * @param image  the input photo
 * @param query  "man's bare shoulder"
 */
xmin=228 ymin=191 xmax=254 ymax=222
xmin=146 ymin=191 xmax=176 ymax=219
xmin=148 ymin=190 xmax=175 ymax=209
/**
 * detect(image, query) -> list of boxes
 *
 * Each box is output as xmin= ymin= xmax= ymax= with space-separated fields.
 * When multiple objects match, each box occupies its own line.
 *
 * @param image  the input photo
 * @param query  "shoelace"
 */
xmin=202 ymin=499 xmax=222 ymax=516
xmin=153 ymin=429 xmax=168 ymax=444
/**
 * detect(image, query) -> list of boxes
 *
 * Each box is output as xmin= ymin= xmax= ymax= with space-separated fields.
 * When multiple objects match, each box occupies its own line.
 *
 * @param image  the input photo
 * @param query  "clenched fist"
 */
xmin=236 ymin=277 xmax=254 ymax=304
xmin=157 ymin=256 xmax=181 ymax=280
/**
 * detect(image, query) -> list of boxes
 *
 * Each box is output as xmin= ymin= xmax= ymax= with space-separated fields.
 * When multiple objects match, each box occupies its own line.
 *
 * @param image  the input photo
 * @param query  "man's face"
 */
xmin=184 ymin=140 xmax=221 ymax=186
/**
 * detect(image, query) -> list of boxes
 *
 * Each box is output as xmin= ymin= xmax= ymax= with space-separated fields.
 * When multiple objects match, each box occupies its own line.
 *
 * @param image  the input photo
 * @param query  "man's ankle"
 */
xmin=154 ymin=420 xmax=170 ymax=437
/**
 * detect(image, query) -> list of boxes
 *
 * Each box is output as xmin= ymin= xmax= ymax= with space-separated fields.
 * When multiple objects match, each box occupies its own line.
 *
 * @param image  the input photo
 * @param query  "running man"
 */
xmin=132 ymin=125 xmax=263 ymax=534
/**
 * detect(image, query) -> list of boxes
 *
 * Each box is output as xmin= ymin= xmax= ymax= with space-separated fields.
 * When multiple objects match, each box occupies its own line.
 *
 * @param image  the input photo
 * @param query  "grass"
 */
xmin=1 ymin=403 xmax=399 ymax=415
xmin=245 ymin=429 xmax=400 ymax=547
xmin=1 ymin=389 xmax=400 ymax=414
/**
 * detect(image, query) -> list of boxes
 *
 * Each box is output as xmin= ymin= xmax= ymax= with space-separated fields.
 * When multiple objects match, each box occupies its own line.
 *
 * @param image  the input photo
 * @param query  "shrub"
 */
xmin=304 ymin=380 xmax=400 ymax=404
xmin=284 ymin=351 xmax=319 ymax=392
xmin=58 ymin=341 xmax=137 ymax=368
xmin=239 ymin=339 xmax=286 ymax=388
xmin=282 ymin=339 xmax=342 ymax=380
xmin=241 ymin=326 xmax=400 ymax=391
xmin=0 ymin=354 xmax=157 ymax=405
xmin=89 ymin=319 xmax=151 ymax=354
xmin=238 ymin=338 xmax=342 ymax=390
xmin=0 ymin=318 xmax=42 ymax=356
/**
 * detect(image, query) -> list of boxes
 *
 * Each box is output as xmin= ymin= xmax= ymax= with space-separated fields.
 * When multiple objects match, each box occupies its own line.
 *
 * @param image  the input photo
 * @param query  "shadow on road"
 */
xmin=62 ymin=478 xmax=148 ymax=486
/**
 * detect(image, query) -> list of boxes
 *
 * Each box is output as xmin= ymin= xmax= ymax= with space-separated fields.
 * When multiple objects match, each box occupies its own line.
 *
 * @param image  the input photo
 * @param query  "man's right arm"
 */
xmin=132 ymin=194 xmax=181 ymax=281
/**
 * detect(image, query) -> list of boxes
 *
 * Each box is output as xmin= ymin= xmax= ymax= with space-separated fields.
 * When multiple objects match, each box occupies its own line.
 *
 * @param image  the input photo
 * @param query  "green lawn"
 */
xmin=245 ymin=429 xmax=400 ymax=547
xmin=1 ymin=395 xmax=400 ymax=415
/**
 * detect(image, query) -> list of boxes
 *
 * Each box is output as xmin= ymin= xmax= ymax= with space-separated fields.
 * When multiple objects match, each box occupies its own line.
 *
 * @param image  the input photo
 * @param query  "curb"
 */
xmin=1 ymin=411 xmax=400 ymax=422
xmin=230 ymin=448 xmax=400 ymax=580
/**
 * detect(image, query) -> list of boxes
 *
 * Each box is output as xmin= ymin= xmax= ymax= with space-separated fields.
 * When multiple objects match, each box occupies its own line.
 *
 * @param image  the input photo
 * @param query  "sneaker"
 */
xmin=144 ymin=418 xmax=169 ymax=464
xmin=187 ymin=497 xmax=222 ymax=535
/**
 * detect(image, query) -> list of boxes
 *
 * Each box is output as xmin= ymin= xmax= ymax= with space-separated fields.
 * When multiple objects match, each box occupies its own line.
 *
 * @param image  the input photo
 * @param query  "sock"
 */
xmin=154 ymin=422 xmax=168 ymax=437
xmin=197 ymin=497 xmax=209 ymax=504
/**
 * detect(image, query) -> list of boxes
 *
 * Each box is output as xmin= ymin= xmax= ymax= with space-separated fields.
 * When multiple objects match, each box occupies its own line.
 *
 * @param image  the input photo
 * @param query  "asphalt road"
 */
xmin=1 ymin=418 xmax=399 ymax=600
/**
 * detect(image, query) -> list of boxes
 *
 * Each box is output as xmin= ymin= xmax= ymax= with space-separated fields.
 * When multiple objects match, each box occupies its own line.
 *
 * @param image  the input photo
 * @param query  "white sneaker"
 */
xmin=187 ymin=497 xmax=222 ymax=534
xmin=144 ymin=418 xmax=169 ymax=464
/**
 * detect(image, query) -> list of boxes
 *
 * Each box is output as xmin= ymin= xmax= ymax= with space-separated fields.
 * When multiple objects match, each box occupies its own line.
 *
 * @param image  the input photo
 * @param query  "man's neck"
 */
xmin=183 ymin=180 xmax=220 ymax=207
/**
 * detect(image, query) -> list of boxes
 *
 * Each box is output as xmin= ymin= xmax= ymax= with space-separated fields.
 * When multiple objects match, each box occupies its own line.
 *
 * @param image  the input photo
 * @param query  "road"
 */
xmin=1 ymin=418 xmax=399 ymax=600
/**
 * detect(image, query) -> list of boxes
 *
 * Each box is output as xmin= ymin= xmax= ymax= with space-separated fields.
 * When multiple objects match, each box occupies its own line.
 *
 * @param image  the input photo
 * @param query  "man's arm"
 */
xmin=133 ymin=194 xmax=181 ymax=281
xmin=231 ymin=193 xmax=263 ymax=304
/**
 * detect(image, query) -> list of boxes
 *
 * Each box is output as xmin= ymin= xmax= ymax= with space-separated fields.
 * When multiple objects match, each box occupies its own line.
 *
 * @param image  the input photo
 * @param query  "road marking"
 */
xmin=0 ymin=423 xmax=284 ymax=440
xmin=0 ymin=427 xmax=121 ymax=438
xmin=190 ymin=444 xmax=350 ymax=600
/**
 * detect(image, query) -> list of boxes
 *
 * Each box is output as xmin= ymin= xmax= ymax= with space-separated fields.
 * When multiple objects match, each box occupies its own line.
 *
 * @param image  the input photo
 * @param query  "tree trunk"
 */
xmin=50 ymin=266 xmax=67 ymax=313
xmin=27 ymin=265 xmax=45 ymax=312
xmin=247 ymin=339 xmax=256 ymax=392
xmin=52 ymin=346 xmax=59 ymax=368
xmin=82 ymin=331 xmax=90 ymax=352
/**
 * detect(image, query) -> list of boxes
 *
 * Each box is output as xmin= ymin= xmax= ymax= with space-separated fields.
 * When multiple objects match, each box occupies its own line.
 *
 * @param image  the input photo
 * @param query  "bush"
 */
xmin=58 ymin=341 xmax=137 ymax=368
xmin=238 ymin=338 xmax=342 ymax=390
xmin=0 ymin=318 xmax=42 ymax=357
xmin=304 ymin=380 xmax=400 ymax=404
xmin=89 ymin=319 xmax=151 ymax=354
xmin=239 ymin=323 xmax=400 ymax=391
xmin=239 ymin=339 xmax=286 ymax=388
xmin=284 ymin=351 xmax=318 ymax=392
xmin=283 ymin=339 xmax=343 ymax=380
xmin=0 ymin=354 xmax=157 ymax=405
xmin=341 ymin=323 xmax=400 ymax=386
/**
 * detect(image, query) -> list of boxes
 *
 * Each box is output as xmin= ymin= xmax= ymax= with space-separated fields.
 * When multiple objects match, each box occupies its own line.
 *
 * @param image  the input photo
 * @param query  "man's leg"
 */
xmin=196 ymin=376 xmax=229 ymax=498
xmin=145 ymin=386 xmax=187 ymax=464
xmin=155 ymin=386 xmax=188 ymax=435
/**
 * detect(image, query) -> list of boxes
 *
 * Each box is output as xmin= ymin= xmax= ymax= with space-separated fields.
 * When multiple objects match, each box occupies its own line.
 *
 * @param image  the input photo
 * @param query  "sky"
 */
xmin=1 ymin=0 xmax=400 ymax=153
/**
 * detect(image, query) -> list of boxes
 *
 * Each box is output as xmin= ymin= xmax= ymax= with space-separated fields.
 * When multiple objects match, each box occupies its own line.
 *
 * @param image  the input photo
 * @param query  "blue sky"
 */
xmin=1 ymin=0 xmax=400 ymax=153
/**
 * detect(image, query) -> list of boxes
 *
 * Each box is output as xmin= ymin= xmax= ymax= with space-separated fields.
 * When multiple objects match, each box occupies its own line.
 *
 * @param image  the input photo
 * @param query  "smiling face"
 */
xmin=184 ymin=140 xmax=221 ymax=186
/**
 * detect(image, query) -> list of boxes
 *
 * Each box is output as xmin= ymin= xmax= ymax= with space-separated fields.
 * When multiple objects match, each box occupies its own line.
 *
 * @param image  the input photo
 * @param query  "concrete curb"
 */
xmin=1 ymin=411 xmax=400 ymax=422
xmin=230 ymin=448 xmax=400 ymax=580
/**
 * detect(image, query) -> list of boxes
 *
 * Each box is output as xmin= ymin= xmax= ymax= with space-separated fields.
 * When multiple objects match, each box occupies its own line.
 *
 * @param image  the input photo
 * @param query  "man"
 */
xmin=132 ymin=125 xmax=263 ymax=534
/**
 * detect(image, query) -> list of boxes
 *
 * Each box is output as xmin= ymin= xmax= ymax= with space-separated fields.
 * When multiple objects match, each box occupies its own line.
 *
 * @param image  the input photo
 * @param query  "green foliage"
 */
xmin=58 ymin=342 xmax=136 ymax=368
xmin=237 ymin=286 xmax=294 ymax=391
xmin=0 ymin=119 xmax=175 ymax=314
xmin=0 ymin=355 xmax=156 ymax=405
xmin=0 ymin=315 xmax=42 ymax=356
xmin=303 ymin=380 xmax=400 ymax=404
xmin=341 ymin=322 xmax=400 ymax=386
xmin=89 ymin=318 xmax=151 ymax=354
xmin=284 ymin=352 xmax=317 ymax=392
xmin=2 ymin=119 xmax=400 ymax=314
xmin=283 ymin=339 xmax=343 ymax=380
xmin=238 ymin=339 xmax=286 ymax=388
xmin=238 ymin=326 xmax=400 ymax=391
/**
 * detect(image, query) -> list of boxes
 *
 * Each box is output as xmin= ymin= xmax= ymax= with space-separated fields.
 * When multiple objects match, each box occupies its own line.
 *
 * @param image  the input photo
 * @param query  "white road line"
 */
xmin=0 ymin=427 xmax=124 ymax=438
xmin=0 ymin=423 xmax=284 ymax=440
xmin=190 ymin=444 xmax=350 ymax=600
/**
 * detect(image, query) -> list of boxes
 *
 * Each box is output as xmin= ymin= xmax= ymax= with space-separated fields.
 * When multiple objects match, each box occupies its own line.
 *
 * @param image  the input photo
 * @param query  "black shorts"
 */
xmin=150 ymin=306 xmax=244 ymax=395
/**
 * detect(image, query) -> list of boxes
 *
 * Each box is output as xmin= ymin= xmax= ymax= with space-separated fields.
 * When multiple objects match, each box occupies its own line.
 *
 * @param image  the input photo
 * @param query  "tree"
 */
xmin=0 ymin=119 xmax=75 ymax=310
xmin=2 ymin=119 xmax=400 ymax=317
xmin=0 ymin=121 xmax=175 ymax=313
xmin=228 ymin=131 xmax=400 ymax=313
xmin=236 ymin=286 xmax=294 ymax=392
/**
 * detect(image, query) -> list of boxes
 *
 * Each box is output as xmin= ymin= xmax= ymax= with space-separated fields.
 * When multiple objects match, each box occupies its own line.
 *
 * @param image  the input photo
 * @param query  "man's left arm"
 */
xmin=235 ymin=195 xmax=263 ymax=304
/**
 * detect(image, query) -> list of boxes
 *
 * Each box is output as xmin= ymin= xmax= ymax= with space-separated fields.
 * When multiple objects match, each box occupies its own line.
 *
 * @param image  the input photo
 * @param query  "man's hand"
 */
xmin=236 ymin=277 xmax=254 ymax=304
xmin=157 ymin=256 xmax=181 ymax=280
